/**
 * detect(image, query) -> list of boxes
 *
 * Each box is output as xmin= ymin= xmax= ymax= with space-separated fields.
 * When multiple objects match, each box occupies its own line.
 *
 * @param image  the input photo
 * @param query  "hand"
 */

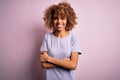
xmin=40 ymin=52 xmax=50 ymax=63
xmin=62 ymin=58 xmax=70 ymax=61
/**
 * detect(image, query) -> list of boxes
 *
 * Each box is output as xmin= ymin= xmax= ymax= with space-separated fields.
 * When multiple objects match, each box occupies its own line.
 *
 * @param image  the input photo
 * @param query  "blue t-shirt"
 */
xmin=40 ymin=32 xmax=81 ymax=80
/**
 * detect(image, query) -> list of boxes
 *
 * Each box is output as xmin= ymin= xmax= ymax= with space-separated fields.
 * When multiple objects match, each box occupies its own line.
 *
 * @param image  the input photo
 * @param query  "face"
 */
xmin=53 ymin=15 xmax=67 ymax=31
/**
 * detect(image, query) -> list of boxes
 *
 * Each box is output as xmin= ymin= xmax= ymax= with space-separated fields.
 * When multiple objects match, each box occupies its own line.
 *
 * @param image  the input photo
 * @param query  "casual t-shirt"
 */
xmin=40 ymin=32 xmax=81 ymax=80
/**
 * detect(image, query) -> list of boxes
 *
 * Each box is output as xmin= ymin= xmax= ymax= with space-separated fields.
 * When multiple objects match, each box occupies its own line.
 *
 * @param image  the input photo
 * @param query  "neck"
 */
xmin=54 ymin=30 xmax=68 ymax=38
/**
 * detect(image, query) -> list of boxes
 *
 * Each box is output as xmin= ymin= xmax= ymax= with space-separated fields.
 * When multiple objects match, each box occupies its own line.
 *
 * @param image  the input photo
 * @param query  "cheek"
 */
xmin=64 ymin=20 xmax=67 ymax=24
xmin=64 ymin=21 xmax=67 ymax=26
xmin=53 ymin=20 xmax=57 ymax=24
xmin=52 ymin=21 xmax=56 ymax=26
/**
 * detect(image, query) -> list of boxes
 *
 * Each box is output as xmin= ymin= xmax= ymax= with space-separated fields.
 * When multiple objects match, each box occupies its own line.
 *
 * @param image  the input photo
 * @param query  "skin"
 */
xmin=40 ymin=15 xmax=79 ymax=70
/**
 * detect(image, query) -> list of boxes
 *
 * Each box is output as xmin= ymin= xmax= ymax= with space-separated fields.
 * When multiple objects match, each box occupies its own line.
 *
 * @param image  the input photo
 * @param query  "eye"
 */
xmin=61 ymin=17 xmax=67 ymax=20
xmin=53 ymin=17 xmax=58 ymax=20
xmin=61 ymin=18 xmax=65 ymax=20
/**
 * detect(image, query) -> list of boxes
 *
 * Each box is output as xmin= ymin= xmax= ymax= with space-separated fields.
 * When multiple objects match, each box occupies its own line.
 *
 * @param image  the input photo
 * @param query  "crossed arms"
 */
xmin=40 ymin=51 xmax=79 ymax=70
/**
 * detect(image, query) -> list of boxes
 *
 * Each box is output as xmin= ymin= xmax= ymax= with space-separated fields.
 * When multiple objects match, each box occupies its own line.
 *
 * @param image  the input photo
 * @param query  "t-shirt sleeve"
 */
xmin=40 ymin=35 xmax=48 ymax=52
xmin=71 ymin=36 xmax=82 ymax=54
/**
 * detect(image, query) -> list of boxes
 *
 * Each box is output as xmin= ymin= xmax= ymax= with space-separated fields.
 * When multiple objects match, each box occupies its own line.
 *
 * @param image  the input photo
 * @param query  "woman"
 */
xmin=40 ymin=2 xmax=82 ymax=80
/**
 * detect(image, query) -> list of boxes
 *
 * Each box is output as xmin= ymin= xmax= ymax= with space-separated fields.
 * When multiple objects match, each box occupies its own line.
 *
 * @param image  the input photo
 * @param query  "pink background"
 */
xmin=0 ymin=0 xmax=120 ymax=80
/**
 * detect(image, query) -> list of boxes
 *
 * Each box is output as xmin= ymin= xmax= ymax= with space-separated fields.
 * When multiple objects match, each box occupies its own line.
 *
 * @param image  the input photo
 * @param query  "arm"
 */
xmin=40 ymin=52 xmax=79 ymax=70
xmin=40 ymin=52 xmax=71 ymax=69
xmin=41 ymin=62 xmax=56 ymax=69
xmin=48 ymin=52 xmax=79 ymax=70
xmin=40 ymin=52 xmax=56 ymax=68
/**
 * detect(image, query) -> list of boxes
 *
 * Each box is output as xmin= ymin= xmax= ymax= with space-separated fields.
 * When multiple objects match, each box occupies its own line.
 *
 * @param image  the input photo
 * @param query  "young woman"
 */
xmin=40 ymin=2 xmax=82 ymax=80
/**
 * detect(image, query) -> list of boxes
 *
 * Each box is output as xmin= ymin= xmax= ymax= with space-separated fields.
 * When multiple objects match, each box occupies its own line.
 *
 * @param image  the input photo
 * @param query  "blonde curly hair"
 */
xmin=43 ymin=2 xmax=77 ymax=31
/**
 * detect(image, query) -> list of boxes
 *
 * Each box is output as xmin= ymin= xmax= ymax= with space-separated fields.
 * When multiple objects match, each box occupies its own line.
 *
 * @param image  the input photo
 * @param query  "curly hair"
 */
xmin=43 ymin=2 xmax=77 ymax=31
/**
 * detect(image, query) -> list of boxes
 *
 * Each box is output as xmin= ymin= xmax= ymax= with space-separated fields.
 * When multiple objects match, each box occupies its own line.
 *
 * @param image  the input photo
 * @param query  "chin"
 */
xmin=55 ymin=28 xmax=62 ymax=31
xmin=58 ymin=28 xmax=62 ymax=30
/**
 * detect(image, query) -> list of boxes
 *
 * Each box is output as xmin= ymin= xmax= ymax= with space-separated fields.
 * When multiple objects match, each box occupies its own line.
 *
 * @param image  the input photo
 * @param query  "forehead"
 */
xmin=53 ymin=13 xmax=67 ymax=18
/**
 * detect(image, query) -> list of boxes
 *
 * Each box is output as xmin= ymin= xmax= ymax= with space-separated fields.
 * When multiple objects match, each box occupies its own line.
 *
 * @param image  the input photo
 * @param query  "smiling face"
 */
xmin=53 ymin=15 xmax=67 ymax=31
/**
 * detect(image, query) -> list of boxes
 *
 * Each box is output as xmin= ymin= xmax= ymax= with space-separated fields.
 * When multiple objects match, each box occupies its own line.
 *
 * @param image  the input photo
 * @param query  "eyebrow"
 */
xmin=53 ymin=15 xmax=67 ymax=19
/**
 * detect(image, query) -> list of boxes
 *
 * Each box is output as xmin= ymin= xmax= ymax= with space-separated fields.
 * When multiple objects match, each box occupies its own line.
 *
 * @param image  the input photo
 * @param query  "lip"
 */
xmin=56 ymin=24 xmax=63 ymax=28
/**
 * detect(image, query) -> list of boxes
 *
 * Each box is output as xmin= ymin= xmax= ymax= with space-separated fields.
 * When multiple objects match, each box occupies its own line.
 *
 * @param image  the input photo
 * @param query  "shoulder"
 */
xmin=69 ymin=33 xmax=77 ymax=41
xmin=43 ymin=32 xmax=53 ymax=39
xmin=69 ymin=33 xmax=80 ymax=45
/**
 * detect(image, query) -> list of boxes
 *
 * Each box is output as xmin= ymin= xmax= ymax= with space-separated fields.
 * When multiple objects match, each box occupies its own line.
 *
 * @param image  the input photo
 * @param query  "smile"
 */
xmin=56 ymin=24 xmax=63 ymax=28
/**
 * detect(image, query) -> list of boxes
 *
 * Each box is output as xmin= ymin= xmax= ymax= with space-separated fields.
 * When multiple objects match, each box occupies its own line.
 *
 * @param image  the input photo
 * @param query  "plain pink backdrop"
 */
xmin=0 ymin=0 xmax=120 ymax=80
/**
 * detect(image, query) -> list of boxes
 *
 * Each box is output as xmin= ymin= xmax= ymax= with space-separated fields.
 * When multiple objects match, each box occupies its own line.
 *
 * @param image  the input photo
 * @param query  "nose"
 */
xmin=58 ymin=18 xmax=62 ymax=23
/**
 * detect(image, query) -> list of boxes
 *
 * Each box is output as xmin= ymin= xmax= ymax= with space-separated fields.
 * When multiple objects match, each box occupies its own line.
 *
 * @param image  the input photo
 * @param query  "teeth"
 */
xmin=57 ymin=24 xmax=63 ymax=27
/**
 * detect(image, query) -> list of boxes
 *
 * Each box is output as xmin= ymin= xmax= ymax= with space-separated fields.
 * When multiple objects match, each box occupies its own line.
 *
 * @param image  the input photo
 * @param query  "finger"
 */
xmin=40 ymin=59 xmax=46 ymax=63
xmin=41 ymin=51 xmax=47 ymax=53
